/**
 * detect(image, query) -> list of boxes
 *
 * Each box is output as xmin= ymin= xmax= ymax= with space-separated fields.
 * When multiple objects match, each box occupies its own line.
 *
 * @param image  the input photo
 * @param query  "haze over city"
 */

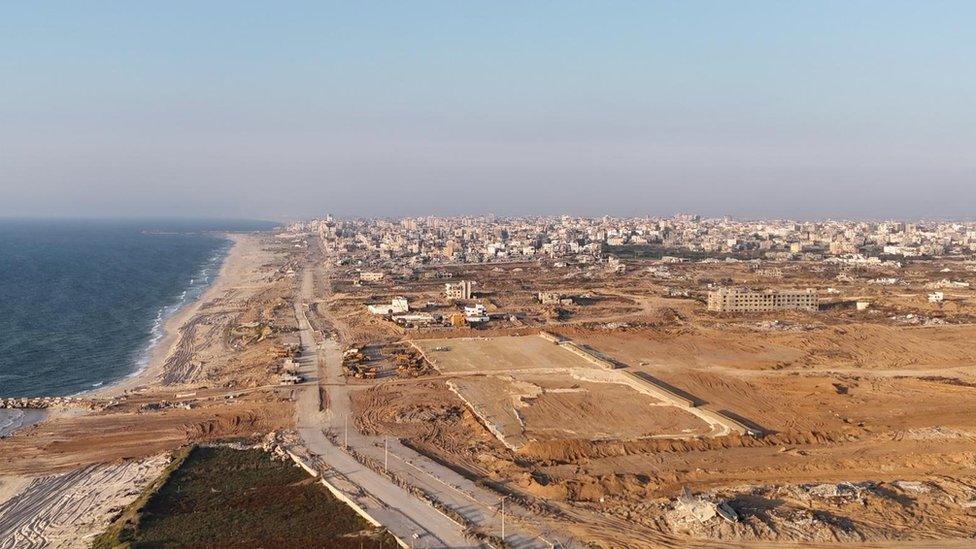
xmin=2 ymin=1 xmax=975 ymax=220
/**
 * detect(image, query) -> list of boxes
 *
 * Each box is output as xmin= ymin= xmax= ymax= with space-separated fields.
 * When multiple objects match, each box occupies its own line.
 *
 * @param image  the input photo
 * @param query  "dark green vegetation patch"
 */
xmin=98 ymin=445 xmax=397 ymax=548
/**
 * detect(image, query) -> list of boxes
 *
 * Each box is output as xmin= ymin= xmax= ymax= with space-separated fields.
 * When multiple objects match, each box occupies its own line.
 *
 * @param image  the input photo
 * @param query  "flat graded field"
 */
xmin=414 ymin=335 xmax=599 ymax=373
xmin=449 ymin=373 xmax=712 ymax=448
xmin=566 ymin=325 xmax=976 ymax=434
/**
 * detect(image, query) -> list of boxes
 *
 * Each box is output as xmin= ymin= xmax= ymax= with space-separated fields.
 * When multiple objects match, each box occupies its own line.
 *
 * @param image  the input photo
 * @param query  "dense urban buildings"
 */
xmin=281 ymin=215 xmax=976 ymax=270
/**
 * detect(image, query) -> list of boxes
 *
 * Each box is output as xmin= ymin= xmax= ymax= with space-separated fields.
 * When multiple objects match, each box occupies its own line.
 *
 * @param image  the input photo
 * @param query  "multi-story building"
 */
xmin=707 ymin=288 xmax=819 ymax=313
xmin=288 ymin=214 xmax=976 ymax=268
xmin=445 ymin=280 xmax=473 ymax=300
xmin=464 ymin=303 xmax=489 ymax=323
xmin=359 ymin=271 xmax=385 ymax=282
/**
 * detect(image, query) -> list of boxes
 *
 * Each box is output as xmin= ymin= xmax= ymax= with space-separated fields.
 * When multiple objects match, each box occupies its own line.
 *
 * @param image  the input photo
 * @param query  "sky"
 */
xmin=1 ymin=1 xmax=974 ymax=220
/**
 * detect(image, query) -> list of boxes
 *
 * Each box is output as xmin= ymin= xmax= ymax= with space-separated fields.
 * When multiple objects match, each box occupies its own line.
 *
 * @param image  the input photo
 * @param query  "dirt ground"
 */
xmin=563 ymin=325 xmax=976 ymax=436
xmin=0 ymin=396 xmax=293 ymax=475
xmin=0 ymin=454 xmax=170 ymax=548
xmin=448 ymin=373 xmax=711 ymax=449
xmin=415 ymin=335 xmax=600 ymax=373
xmin=340 ymin=256 xmax=976 ymax=547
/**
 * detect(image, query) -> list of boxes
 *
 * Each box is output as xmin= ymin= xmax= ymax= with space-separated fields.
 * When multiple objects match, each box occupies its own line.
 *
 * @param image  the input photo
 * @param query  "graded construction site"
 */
xmin=413 ymin=335 xmax=751 ymax=450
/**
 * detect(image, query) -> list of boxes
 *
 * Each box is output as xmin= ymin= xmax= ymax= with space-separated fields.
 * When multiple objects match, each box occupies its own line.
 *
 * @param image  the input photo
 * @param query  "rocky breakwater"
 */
xmin=0 ymin=396 xmax=108 ymax=411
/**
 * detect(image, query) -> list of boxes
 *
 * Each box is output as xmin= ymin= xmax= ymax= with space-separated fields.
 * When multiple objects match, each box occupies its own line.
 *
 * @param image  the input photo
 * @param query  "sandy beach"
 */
xmin=0 ymin=229 xmax=294 ymax=476
xmin=0 ymin=229 xmax=296 ymax=546
xmin=88 ymin=232 xmax=255 ymax=398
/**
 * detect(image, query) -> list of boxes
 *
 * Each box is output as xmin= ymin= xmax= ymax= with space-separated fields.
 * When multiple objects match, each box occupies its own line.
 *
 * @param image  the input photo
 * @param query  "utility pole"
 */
xmin=501 ymin=496 xmax=507 ymax=543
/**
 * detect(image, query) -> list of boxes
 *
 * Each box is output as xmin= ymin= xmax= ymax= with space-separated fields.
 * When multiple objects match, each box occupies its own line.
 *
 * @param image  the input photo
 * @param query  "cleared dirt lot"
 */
xmin=414 ymin=335 xmax=722 ymax=450
xmin=562 ymin=325 xmax=976 ymax=435
xmin=414 ymin=335 xmax=599 ymax=373
xmin=0 ymin=454 xmax=169 ymax=549
xmin=449 ymin=374 xmax=712 ymax=449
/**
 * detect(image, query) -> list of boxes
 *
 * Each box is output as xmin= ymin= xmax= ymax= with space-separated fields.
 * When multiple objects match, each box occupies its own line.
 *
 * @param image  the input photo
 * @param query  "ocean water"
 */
xmin=0 ymin=219 xmax=275 ymax=398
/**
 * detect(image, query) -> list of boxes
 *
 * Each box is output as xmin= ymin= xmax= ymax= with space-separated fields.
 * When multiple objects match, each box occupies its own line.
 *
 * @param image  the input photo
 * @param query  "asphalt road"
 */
xmin=305 ymin=249 xmax=576 ymax=549
xmin=317 ymin=334 xmax=569 ymax=549
xmin=293 ymin=269 xmax=475 ymax=548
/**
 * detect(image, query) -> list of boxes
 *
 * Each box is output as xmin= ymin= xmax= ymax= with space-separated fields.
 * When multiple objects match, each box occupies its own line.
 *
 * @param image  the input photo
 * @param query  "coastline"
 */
xmin=88 ymin=232 xmax=254 ymax=399
xmin=0 ymin=409 xmax=47 ymax=438
xmin=0 ymin=228 xmax=291 ymax=477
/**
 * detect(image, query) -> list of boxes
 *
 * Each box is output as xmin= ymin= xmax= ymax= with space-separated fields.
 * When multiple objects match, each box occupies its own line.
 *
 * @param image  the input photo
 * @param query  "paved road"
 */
xmin=302 ymin=246 xmax=575 ymax=549
xmin=317 ymin=335 xmax=571 ymax=549
xmin=293 ymin=269 xmax=476 ymax=548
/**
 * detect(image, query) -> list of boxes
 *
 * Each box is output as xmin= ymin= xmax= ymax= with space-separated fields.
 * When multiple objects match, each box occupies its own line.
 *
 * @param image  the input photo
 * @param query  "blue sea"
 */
xmin=0 ymin=219 xmax=277 ymax=398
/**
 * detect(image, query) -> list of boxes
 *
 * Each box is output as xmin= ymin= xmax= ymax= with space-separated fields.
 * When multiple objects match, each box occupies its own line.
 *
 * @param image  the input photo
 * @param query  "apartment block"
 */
xmin=445 ymin=280 xmax=473 ymax=300
xmin=707 ymin=288 xmax=819 ymax=313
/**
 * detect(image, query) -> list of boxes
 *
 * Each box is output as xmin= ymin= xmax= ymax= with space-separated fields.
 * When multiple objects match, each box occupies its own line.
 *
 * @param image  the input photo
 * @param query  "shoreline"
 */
xmin=0 ymin=228 xmax=292 ymax=477
xmin=0 ymin=409 xmax=47 ymax=438
xmin=88 ymin=232 xmax=252 ymax=399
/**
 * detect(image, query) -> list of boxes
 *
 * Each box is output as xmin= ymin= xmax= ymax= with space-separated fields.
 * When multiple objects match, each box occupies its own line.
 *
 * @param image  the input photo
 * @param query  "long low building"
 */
xmin=707 ymin=287 xmax=819 ymax=313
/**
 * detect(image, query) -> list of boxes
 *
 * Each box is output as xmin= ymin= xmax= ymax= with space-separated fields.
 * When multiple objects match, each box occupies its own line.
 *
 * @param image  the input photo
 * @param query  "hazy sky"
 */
xmin=1 ymin=2 xmax=974 ymax=220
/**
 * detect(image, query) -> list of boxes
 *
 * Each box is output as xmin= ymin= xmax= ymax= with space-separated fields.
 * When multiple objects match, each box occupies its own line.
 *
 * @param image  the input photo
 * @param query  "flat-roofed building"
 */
xmin=464 ymin=303 xmax=489 ymax=323
xmin=707 ymin=288 xmax=819 ymax=313
xmin=445 ymin=280 xmax=473 ymax=300
xmin=366 ymin=296 xmax=409 ymax=315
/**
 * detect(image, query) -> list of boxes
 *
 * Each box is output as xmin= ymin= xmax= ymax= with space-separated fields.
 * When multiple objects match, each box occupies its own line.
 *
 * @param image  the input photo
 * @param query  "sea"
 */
xmin=0 ymin=219 xmax=277 ymax=399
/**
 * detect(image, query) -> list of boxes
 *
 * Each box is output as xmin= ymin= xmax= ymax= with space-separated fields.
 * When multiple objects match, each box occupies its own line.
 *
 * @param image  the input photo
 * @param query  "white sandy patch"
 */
xmin=0 ymin=454 xmax=169 ymax=549
xmin=0 ymin=476 xmax=31 ymax=508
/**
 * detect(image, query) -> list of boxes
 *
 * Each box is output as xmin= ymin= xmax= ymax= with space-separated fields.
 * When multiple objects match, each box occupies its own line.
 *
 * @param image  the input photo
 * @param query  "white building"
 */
xmin=367 ymin=296 xmax=409 ymax=315
xmin=464 ymin=303 xmax=489 ymax=323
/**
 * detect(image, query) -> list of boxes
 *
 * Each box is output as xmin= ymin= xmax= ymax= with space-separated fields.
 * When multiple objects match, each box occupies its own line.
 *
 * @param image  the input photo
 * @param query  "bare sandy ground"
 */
xmin=414 ymin=335 xmax=601 ymax=374
xmin=448 ymin=373 xmax=711 ymax=449
xmin=0 ymin=476 xmax=31 ymax=508
xmin=0 ymin=454 xmax=169 ymax=549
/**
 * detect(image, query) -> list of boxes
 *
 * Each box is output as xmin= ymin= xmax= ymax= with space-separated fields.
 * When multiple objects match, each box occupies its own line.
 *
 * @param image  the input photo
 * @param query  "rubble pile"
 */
xmin=648 ymin=479 xmax=974 ymax=543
